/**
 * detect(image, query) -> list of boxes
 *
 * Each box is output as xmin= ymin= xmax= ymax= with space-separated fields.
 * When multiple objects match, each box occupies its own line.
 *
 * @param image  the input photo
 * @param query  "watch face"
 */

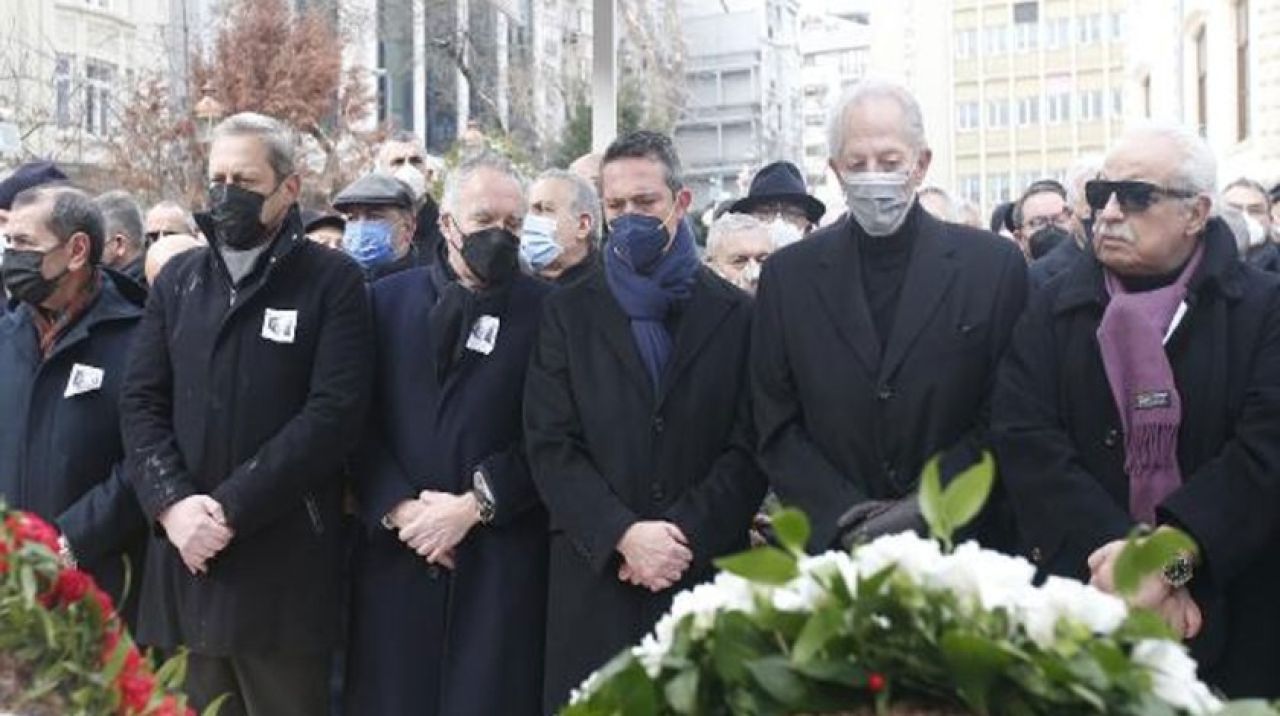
xmin=473 ymin=471 xmax=494 ymax=503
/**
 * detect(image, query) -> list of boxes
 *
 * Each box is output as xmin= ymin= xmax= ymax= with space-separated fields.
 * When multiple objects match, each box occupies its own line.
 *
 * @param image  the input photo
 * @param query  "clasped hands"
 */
xmin=388 ymin=490 xmax=483 ymax=570
xmin=159 ymin=494 xmax=233 ymax=575
xmin=1088 ymin=538 xmax=1202 ymax=640
xmin=616 ymin=521 xmax=693 ymax=593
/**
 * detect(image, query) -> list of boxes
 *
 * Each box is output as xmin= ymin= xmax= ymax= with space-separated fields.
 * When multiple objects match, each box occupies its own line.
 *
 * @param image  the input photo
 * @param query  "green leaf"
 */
xmin=745 ymin=655 xmax=808 ymax=705
xmin=918 ymin=455 xmax=947 ymax=544
xmin=770 ymin=508 xmax=811 ymax=555
xmin=202 ymin=693 xmax=232 ymax=716
xmin=712 ymin=611 xmax=771 ymax=684
xmin=791 ymin=606 xmax=842 ymax=664
xmin=715 ymin=547 xmax=798 ymax=586
xmin=941 ymin=450 xmax=995 ymax=536
xmin=664 ymin=669 xmax=699 ymax=714
xmin=1216 ymin=701 xmax=1280 ymax=716
xmin=789 ymin=659 xmax=867 ymax=687
xmin=940 ymin=630 xmax=1013 ymax=715
xmin=1113 ymin=527 xmax=1199 ymax=597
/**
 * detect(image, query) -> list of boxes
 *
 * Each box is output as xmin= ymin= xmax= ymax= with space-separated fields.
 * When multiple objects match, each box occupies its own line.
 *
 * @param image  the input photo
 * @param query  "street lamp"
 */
xmin=193 ymin=82 xmax=226 ymax=144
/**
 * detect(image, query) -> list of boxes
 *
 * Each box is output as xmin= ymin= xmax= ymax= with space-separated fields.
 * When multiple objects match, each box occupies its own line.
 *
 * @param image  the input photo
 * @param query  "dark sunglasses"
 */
xmin=1084 ymin=179 xmax=1197 ymax=214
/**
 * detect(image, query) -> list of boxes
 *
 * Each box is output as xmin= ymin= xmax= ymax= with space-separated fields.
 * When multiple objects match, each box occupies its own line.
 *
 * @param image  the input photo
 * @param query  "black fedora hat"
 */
xmin=728 ymin=161 xmax=826 ymax=224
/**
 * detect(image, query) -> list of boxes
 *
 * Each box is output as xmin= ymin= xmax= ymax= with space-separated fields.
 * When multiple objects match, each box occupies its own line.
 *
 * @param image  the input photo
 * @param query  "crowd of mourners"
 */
xmin=2 ymin=78 xmax=1280 ymax=716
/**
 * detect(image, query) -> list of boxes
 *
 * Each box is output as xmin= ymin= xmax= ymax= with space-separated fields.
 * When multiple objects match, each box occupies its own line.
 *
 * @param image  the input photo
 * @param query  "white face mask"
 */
xmin=1244 ymin=214 xmax=1267 ymax=248
xmin=393 ymin=164 xmax=427 ymax=200
xmin=840 ymin=171 xmax=915 ymax=237
xmin=739 ymin=258 xmax=762 ymax=291
xmin=767 ymin=218 xmax=803 ymax=248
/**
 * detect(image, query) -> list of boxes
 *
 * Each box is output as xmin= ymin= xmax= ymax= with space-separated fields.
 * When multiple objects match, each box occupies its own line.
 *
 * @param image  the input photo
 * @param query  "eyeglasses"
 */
xmin=1085 ymin=179 xmax=1197 ymax=214
xmin=1022 ymin=208 xmax=1074 ymax=232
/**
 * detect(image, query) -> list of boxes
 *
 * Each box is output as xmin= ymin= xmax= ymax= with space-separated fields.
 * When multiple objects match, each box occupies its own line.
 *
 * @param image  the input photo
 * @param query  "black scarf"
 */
xmin=426 ymin=247 xmax=512 ymax=385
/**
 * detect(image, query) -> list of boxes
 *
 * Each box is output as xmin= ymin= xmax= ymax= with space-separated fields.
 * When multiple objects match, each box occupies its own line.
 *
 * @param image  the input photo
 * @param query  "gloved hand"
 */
xmin=836 ymin=495 xmax=926 ymax=550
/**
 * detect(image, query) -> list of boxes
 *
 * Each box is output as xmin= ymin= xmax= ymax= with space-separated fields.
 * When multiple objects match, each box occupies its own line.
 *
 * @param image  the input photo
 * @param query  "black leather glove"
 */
xmin=836 ymin=495 xmax=926 ymax=550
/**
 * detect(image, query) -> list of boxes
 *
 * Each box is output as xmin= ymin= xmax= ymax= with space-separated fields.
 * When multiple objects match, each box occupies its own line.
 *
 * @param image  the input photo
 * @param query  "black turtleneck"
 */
xmin=856 ymin=204 xmax=921 ymax=349
xmin=1117 ymin=251 xmax=1195 ymax=293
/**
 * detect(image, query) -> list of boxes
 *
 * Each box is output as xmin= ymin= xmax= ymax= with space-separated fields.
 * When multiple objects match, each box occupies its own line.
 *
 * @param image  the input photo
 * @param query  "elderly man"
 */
xmin=1221 ymin=177 xmax=1278 ymax=271
xmin=751 ymin=80 xmax=1027 ymax=551
xmin=728 ymin=160 xmax=825 ymax=247
xmin=1028 ymin=156 xmax=1102 ymax=290
xmin=0 ymin=185 xmax=147 ymax=623
xmin=345 ymin=152 xmax=549 ymax=715
xmin=993 ymin=124 xmax=1280 ymax=698
xmin=144 ymin=200 xmax=198 ymax=244
xmin=917 ymin=186 xmax=955 ymax=223
xmin=1012 ymin=179 xmax=1080 ymax=261
xmin=521 ymin=168 xmax=601 ymax=286
xmin=332 ymin=173 xmax=424 ymax=280
xmin=704 ymin=213 xmax=773 ymax=294
xmin=95 ymin=190 xmax=148 ymax=288
xmin=121 ymin=112 xmax=372 ymax=716
xmin=526 ymin=131 xmax=766 ymax=711
xmin=375 ymin=131 xmax=444 ymax=262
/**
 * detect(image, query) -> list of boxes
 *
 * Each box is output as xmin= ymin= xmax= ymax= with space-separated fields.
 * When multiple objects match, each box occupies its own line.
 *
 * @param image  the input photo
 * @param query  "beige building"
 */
xmin=1125 ymin=0 xmax=1280 ymax=188
xmin=0 ymin=0 xmax=173 ymax=172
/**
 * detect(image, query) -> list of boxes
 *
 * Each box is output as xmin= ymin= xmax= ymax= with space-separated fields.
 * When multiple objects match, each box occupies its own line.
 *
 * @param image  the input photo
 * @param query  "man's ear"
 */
xmin=1185 ymin=195 xmax=1212 ymax=237
xmin=67 ymin=232 xmax=92 ymax=271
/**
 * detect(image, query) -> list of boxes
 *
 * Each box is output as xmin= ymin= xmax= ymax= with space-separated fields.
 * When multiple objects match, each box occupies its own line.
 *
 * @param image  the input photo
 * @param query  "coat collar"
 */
xmin=17 ymin=270 xmax=144 ymax=363
xmin=194 ymin=204 xmax=308 ymax=291
xmin=1052 ymin=217 xmax=1246 ymax=315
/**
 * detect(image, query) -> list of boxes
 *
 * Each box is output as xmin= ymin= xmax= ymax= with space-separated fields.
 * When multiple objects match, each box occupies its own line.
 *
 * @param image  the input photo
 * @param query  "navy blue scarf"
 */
xmin=605 ymin=217 xmax=699 ymax=393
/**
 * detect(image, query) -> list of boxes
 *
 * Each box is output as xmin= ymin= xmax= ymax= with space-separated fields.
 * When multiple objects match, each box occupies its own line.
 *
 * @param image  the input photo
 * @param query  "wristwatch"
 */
xmin=1162 ymin=552 xmax=1195 ymax=589
xmin=472 ymin=469 xmax=496 ymax=525
xmin=57 ymin=535 xmax=78 ymax=569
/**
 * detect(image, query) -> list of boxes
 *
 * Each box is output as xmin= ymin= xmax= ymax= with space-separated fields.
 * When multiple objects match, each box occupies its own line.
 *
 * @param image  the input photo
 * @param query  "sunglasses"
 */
xmin=1084 ymin=179 xmax=1197 ymax=214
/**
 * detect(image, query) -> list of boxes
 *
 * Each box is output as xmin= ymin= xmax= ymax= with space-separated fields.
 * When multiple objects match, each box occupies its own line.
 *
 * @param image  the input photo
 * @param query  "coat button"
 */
xmin=652 ymin=416 xmax=665 ymax=434
xmin=1104 ymin=428 xmax=1120 ymax=448
xmin=650 ymin=483 xmax=666 ymax=503
xmin=426 ymin=565 xmax=441 ymax=580
xmin=877 ymin=385 xmax=894 ymax=401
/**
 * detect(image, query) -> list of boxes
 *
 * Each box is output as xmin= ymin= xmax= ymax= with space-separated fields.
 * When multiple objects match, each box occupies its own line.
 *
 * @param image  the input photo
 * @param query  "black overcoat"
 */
xmin=751 ymin=205 xmax=1028 ymax=549
xmin=992 ymin=220 xmax=1280 ymax=698
xmin=345 ymin=266 xmax=550 ymax=716
xmin=525 ymin=266 xmax=767 ymax=712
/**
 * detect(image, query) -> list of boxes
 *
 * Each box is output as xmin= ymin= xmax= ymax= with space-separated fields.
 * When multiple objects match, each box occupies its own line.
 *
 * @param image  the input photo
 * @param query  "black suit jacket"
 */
xmin=751 ymin=204 xmax=1028 ymax=549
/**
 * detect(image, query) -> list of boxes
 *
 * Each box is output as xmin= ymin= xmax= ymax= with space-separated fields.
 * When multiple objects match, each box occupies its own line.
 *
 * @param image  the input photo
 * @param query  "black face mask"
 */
xmin=208 ymin=183 xmax=275 ymax=250
xmin=457 ymin=226 xmax=520 ymax=287
xmin=2 ymin=248 xmax=67 ymax=306
xmin=1028 ymin=225 xmax=1073 ymax=260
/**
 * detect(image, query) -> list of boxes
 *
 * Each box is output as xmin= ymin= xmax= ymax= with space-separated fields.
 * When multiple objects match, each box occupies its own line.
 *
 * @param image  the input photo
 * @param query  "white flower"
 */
xmin=1017 ymin=576 xmax=1128 ymax=648
xmin=853 ymin=532 xmax=944 ymax=584
xmin=1131 ymin=639 xmax=1224 ymax=715
xmin=773 ymin=551 xmax=860 ymax=612
xmin=929 ymin=541 xmax=1037 ymax=613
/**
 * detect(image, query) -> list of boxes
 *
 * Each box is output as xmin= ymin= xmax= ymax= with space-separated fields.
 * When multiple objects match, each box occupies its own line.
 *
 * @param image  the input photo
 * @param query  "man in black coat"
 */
xmin=120 ymin=112 xmax=373 ymax=716
xmin=345 ymin=152 xmax=550 ymax=716
xmin=752 ymin=80 xmax=1028 ymax=551
xmin=993 ymin=125 xmax=1280 ymax=698
xmin=0 ymin=185 xmax=147 ymax=622
xmin=526 ymin=131 xmax=767 ymax=712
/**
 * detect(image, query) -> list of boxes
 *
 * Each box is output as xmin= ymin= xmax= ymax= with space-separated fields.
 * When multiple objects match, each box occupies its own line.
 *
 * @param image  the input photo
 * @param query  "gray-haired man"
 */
xmin=522 ymin=169 xmax=602 ymax=286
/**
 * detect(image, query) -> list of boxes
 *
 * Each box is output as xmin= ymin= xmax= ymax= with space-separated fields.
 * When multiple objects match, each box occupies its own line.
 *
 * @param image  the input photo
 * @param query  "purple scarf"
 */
xmin=1096 ymin=243 xmax=1204 ymax=523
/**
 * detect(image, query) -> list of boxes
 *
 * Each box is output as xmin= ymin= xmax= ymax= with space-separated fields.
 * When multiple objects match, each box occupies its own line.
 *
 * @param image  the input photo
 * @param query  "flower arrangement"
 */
xmin=0 ymin=504 xmax=214 ymax=716
xmin=564 ymin=455 xmax=1280 ymax=716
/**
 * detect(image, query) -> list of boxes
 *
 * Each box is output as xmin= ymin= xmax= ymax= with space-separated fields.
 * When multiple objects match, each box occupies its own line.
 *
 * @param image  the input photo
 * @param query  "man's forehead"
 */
xmin=717 ymin=229 xmax=772 ymax=252
xmin=458 ymin=169 xmax=525 ymax=211
xmin=1223 ymin=185 xmax=1267 ymax=205
xmin=1023 ymin=191 xmax=1066 ymax=214
xmin=1103 ymin=138 xmax=1178 ymax=183
xmin=530 ymin=177 xmax=572 ymax=203
xmin=601 ymin=158 xmax=668 ymax=196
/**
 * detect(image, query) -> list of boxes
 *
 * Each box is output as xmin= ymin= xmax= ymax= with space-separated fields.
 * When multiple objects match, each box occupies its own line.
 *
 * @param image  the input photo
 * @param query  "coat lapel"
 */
xmin=586 ymin=272 xmax=655 ymax=399
xmin=657 ymin=268 xmax=735 ymax=410
xmin=877 ymin=212 xmax=958 ymax=383
xmin=815 ymin=216 xmax=881 ymax=373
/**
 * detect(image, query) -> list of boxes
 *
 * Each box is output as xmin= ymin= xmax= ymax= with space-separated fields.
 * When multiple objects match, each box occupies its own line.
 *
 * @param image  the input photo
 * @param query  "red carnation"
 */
xmin=148 ymin=694 xmax=195 ymax=716
xmin=89 ymin=584 xmax=116 ymax=618
xmin=118 ymin=671 xmax=156 ymax=713
xmin=41 ymin=568 xmax=93 ymax=607
xmin=867 ymin=672 xmax=887 ymax=694
xmin=101 ymin=627 xmax=124 ymax=665
xmin=5 ymin=512 xmax=60 ymax=553
xmin=0 ymin=539 xmax=9 ymax=574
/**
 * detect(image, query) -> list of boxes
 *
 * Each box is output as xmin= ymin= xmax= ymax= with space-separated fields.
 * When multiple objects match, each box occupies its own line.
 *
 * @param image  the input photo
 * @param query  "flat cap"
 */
xmin=0 ymin=161 xmax=69 ymax=210
xmin=333 ymin=173 xmax=414 ymax=212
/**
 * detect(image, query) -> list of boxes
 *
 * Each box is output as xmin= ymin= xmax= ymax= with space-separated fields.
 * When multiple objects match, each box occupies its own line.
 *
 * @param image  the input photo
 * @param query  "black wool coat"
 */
xmin=992 ymin=220 xmax=1280 ymax=698
xmin=0 ymin=272 xmax=147 ymax=623
xmin=345 ymin=267 xmax=550 ymax=716
xmin=525 ymin=266 xmax=767 ymax=713
xmin=120 ymin=206 xmax=373 ymax=656
xmin=751 ymin=206 xmax=1028 ymax=550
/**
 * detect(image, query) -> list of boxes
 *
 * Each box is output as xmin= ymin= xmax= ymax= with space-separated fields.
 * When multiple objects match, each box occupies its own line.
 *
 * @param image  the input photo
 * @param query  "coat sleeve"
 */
xmin=475 ymin=443 xmax=540 ymax=528
xmin=55 ymin=464 xmax=146 ymax=566
xmin=991 ymin=293 xmax=1133 ymax=579
xmin=211 ymin=265 xmax=373 ymax=538
xmin=751 ymin=259 xmax=864 ymax=551
xmin=121 ymin=273 xmax=201 ymax=522
xmin=524 ymin=299 xmax=637 ymax=574
xmin=665 ymin=337 xmax=768 ymax=567
xmin=1159 ymin=288 xmax=1280 ymax=586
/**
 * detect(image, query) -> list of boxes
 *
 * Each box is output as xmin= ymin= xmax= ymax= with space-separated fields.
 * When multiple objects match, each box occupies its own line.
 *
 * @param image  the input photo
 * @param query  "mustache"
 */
xmin=1095 ymin=221 xmax=1136 ymax=245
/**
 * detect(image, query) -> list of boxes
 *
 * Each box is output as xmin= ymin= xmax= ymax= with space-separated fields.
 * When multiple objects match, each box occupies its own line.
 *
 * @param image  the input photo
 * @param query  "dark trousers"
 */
xmin=186 ymin=650 xmax=331 ymax=716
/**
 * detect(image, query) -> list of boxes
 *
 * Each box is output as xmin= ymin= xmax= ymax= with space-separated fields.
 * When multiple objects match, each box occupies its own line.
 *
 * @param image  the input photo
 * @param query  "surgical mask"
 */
xmin=608 ymin=211 xmax=674 ymax=274
xmin=1 ymin=246 xmax=68 ymax=306
xmin=393 ymin=164 xmax=427 ymax=200
xmin=840 ymin=171 xmax=915 ymax=237
xmin=739 ymin=258 xmax=762 ymax=291
xmin=208 ymin=183 xmax=274 ymax=250
xmin=1244 ymin=214 xmax=1267 ymax=248
xmin=519 ymin=214 xmax=562 ymax=274
xmin=1028 ymin=225 xmax=1072 ymax=260
xmin=453 ymin=220 xmax=520 ymax=287
xmin=343 ymin=219 xmax=397 ymax=270
xmin=768 ymin=218 xmax=803 ymax=248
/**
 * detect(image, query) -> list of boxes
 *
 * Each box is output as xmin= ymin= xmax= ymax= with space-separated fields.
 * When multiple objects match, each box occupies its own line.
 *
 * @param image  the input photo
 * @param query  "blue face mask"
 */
xmin=608 ymin=211 xmax=674 ymax=275
xmin=343 ymin=219 xmax=396 ymax=269
xmin=519 ymin=214 xmax=562 ymax=274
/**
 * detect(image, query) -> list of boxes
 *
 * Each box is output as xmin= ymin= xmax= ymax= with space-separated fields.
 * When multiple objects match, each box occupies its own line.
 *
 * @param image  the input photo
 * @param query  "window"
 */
xmin=1013 ymin=1 xmax=1039 ymax=23
xmin=959 ymin=174 xmax=982 ymax=203
xmin=1109 ymin=12 xmax=1125 ymax=41
xmin=955 ymin=28 xmax=977 ymax=58
xmin=1047 ymin=92 xmax=1072 ymax=123
xmin=84 ymin=60 xmax=115 ymax=136
xmin=1237 ymin=0 xmax=1249 ymax=140
xmin=1195 ymin=26 xmax=1208 ymax=133
xmin=985 ymin=25 xmax=1008 ymax=55
xmin=1014 ymin=21 xmax=1039 ymax=52
xmin=54 ymin=55 xmax=72 ymax=129
xmin=1018 ymin=171 xmax=1041 ymax=193
xmin=1078 ymin=89 xmax=1104 ymax=121
xmin=1111 ymin=88 xmax=1123 ymax=118
xmin=1045 ymin=18 xmax=1070 ymax=49
xmin=987 ymin=98 xmax=1010 ymax=128
xmin=957 ymin=101 xmax=980 ymax=130
xmin=1078 ymin=14 xmax=1102 ymax=44
xmin=988 ymin=173 xmax=1012 ymax=204
xmin=1142 ymin=75 xmax=1152 ymax=118
xmin=839 ymin=49 xmax=866 ymax=76
xmin=1017 ymin=96 xmax=1040 ymax=125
